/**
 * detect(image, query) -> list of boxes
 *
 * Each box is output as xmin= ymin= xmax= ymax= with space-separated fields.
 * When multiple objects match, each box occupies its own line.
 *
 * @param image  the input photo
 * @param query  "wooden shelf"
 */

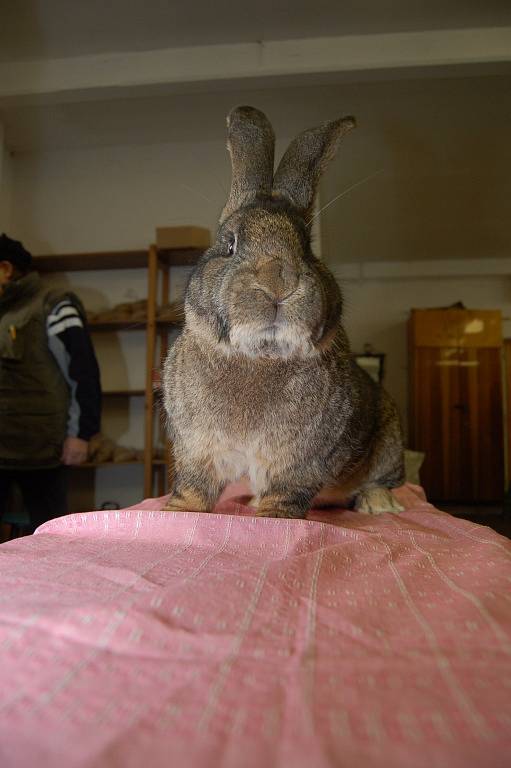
xmin=88 ymin=319 xmax=182 ymax=331
xmin=157 ymin=318 xmax=184 ymax=327
xmin=34 ymin=250 xmax=149 ymax=272
xmin=34 ymin=247 xmax=204 ymax=273
xmin=72 ymin=460 xmax=145 ymax=468
xmin=74 ymin=458 xmax=166 ymax=469
xmin=103 ymin=389 xmax=145 ymax=397
xmin=88 ymin=320 xmax=147 ymax=332
xmin=157 ymin=247 xmax=204 ymax=267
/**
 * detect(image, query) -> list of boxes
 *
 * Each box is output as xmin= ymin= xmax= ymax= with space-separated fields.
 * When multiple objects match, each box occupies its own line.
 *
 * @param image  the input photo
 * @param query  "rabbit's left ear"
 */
xmin=273 ymin=116 xmax=356 ymax=222
xmin=220 ymin=106 xmax=275 ymax=224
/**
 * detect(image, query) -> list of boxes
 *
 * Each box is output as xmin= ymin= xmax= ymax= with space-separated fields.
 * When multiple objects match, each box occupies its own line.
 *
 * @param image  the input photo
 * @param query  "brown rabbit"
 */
xmin=162 ymin=106 xmax=404 ymax=518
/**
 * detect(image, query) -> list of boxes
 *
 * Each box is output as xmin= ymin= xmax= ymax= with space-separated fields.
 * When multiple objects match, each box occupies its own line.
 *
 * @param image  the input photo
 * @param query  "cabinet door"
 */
xmin=411 ymin=347 xmax=463 ymax=500
xmin=458 ymin=347 xmax=504 ymax=502
xmin=411 ymin=347 xmax=504 ymax=502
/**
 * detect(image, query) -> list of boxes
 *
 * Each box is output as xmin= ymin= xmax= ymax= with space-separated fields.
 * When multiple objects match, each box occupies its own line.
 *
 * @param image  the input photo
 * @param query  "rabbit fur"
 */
xmin=162 ymin=106 xmax=404 ymax=518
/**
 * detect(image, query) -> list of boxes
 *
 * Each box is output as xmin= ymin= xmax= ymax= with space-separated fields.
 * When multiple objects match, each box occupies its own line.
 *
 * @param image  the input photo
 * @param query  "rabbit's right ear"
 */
xmin=273 ymin=116 xmax=356 ymax=222
xmin=220 ymin=106 xmax=275 ymax=224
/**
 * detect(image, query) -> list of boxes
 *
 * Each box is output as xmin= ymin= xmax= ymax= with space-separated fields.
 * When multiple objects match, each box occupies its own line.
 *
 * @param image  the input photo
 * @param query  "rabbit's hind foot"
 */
xmin=162 ymin=489 xmax=212 ymax=513
xmin=251 ymin=493 xmax=309 ymax=519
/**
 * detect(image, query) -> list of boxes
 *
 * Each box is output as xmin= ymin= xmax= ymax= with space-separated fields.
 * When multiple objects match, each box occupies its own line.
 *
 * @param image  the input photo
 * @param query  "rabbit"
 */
xmin=162 ymin=105 xmax=404 ymax=519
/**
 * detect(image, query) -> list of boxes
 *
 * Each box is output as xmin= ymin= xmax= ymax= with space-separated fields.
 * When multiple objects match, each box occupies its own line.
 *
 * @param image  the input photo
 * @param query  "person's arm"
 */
xmin=46 ymin=298 xmax=102 ymax=465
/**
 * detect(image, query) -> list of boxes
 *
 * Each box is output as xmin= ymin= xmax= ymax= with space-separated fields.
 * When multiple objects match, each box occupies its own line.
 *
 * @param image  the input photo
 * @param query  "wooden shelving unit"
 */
xmin=78 ymin=460 xmax=144 ymax=468
xmin=88 ymin=320 xmax=147 ymax=332
xmin=143 ymin=244 xmax=202 ymax=497
xmin=103 ymin=389 xmax=145 ymax=397
xmin=33 ymin=243 xmax=204 ymax=501
xmin=87 ymin=319 xmax=183 ymax=332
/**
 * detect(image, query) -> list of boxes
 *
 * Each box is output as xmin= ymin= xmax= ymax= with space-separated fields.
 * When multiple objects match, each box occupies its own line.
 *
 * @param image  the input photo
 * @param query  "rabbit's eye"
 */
xmin=227 ymin=234 xmax=236 ymax=256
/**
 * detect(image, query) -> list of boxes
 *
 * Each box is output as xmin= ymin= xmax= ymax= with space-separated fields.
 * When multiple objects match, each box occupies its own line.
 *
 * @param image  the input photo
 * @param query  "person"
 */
xmin=0 ymin=233 xmax=101 ymax=532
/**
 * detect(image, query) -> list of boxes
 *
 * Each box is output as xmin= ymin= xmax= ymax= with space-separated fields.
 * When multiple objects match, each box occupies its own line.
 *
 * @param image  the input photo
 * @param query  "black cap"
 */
xmin=0 ymin=234 xmax=32 ymax=272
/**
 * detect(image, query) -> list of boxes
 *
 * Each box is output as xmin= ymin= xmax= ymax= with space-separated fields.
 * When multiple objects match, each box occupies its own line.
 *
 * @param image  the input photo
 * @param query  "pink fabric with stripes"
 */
xmin=0 ymin=484 xmax=510 ymax=768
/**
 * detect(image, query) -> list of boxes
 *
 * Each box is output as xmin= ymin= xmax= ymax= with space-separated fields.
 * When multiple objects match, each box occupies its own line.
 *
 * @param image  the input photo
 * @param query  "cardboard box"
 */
xmin=156 ymin=226 xmax=211 ymax=251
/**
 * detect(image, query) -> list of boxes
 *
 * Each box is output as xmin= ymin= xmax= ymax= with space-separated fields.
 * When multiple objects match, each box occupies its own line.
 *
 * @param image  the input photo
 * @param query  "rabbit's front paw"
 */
xmin=163 ymin=490 xmax=212 ymax=513
xmin=355 ymin=488 xmax=404 ymax=515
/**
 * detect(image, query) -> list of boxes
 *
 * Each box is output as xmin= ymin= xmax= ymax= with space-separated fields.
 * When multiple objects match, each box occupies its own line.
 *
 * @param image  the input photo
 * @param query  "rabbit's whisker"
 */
xmin=180 ymin=184 xmax=218 ymax=205
xmin=203 ymin=166 xmax=228 ymax=197
xmin=307 ymin=169 xmax=385 ymax=226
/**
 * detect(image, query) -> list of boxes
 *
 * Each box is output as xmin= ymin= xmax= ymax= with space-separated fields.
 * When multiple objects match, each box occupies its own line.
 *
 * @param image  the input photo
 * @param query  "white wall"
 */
xmin=8 ymin=75 xmax=511 ymax=508
xmin=0 ymin=124 xmax=12 ymax=232
xmin=12 ymin=73 xmax=510 ymax=262
xmin=319 ymin=75 xmax=511 ymax=264
xmin=10 ymin=139 xmax=228 ymax=252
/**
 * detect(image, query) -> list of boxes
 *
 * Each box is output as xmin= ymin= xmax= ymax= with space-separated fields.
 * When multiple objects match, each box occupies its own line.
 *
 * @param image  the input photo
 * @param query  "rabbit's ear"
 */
xmin=273 ymin=116 xmax=356 ymax=222
xmin=220 ymin=106 xmax=275 ymax=224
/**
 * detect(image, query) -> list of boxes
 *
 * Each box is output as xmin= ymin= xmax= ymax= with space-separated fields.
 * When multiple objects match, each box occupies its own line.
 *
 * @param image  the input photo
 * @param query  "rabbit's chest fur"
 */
xmin=164 ymin=331 xmax=373 ymax=493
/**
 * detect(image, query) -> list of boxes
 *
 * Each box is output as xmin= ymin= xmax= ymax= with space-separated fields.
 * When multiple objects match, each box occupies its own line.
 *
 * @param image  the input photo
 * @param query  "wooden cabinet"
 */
xmin=409 ymin=309 xmax=504 ymax=503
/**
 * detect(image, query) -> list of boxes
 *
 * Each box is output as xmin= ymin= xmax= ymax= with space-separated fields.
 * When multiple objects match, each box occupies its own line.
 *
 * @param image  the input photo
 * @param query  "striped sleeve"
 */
xmin=46 ymin=299 xmax=102 ymax=440
xmin=47 ymin=300 xmax=84 ymax=336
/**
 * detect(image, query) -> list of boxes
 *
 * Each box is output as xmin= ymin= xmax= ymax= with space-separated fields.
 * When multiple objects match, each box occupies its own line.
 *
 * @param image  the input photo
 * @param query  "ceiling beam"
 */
xmin=2 ymin=27 xmax=511 ymax=103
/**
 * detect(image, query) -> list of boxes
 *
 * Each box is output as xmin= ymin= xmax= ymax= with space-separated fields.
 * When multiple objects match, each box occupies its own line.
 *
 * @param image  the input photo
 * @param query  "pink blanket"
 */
xmin=0 ymin=485 xmax=510 ymax=768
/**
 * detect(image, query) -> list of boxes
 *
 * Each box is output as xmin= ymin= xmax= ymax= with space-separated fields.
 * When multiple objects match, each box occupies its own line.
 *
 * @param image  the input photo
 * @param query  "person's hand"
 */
xmin=61 ymin=436 xmax=89 ymax=465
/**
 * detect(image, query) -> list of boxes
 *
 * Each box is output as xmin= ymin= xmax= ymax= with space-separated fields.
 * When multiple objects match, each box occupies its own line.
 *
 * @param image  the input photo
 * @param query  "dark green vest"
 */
xmin=0 ymin=272 xmax=71 ymax=468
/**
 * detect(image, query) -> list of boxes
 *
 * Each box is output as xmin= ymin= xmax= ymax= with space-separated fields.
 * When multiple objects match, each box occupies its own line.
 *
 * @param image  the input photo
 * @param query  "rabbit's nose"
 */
xmin=254 ymin=259 xmax=299 ymax=303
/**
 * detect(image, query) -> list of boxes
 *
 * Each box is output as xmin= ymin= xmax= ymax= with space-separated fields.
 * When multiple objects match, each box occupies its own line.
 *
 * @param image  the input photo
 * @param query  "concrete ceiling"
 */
xmin=1 ymin=1 xmax=510 ymax=153
xmin=2 ymin=0 xmax=511 ymax=62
